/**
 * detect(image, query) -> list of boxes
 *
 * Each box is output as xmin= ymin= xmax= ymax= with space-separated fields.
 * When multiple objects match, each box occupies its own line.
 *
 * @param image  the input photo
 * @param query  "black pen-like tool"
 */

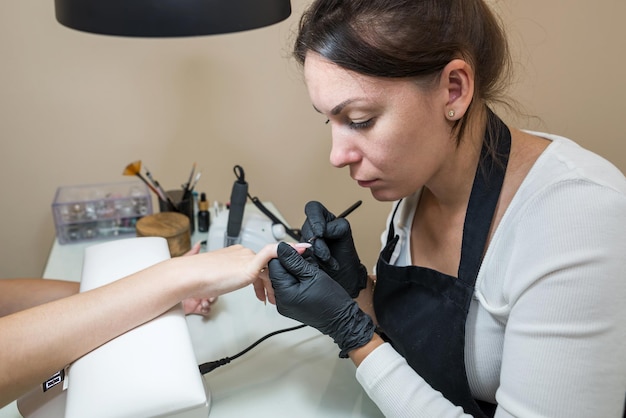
xmin=307 ymin=200 xmax=363 ymax=244
xmin=337 ymin=200 xmax=362 ymax=218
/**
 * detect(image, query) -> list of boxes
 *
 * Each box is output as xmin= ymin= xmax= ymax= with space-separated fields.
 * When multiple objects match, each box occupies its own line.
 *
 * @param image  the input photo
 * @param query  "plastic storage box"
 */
xmin=52 ymin=181 xmax=152 ymax=244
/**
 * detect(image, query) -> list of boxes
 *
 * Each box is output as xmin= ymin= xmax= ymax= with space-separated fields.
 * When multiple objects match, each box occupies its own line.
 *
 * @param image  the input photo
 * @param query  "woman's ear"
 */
xmin=440 ymin=59 xmax=474 ymax=121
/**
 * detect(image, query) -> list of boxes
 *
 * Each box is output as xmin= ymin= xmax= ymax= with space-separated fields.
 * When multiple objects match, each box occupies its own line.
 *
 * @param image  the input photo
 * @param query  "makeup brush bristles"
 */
xmin=123 ymin=160 xmax=178 ymax=212
xmin=123 ymin=160 xmax=158 ymax=195
xmin=123 ymin=160 xmax=142 ymax=176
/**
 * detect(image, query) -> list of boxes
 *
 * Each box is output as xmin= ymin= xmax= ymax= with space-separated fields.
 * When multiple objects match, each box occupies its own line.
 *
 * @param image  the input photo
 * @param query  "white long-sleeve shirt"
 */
xmin=356 ymin=133 xmax=626 ymax=417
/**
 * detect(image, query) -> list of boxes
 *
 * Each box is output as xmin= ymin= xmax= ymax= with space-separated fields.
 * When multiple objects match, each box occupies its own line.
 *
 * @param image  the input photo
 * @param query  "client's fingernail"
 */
xmin=294 ymin=243 xmax=312 ymax=249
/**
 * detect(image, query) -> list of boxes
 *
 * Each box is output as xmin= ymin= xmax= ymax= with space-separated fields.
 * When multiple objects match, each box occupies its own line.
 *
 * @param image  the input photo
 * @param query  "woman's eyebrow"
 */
xmin=331 ymin=99 xmax=356 ymax=115
xmin=312 ymin=99 xmax=359 ymax=115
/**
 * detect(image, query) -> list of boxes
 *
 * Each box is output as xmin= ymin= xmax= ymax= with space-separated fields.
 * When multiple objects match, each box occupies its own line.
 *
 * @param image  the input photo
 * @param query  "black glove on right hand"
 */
xmin=269 ymin=242 xmax=376 ymax=358
xmin=301 ymin=201 xmax=368 ymax=298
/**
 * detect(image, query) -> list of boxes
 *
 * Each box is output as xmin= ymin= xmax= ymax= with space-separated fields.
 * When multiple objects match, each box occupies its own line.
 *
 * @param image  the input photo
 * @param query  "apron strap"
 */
xmin=386 ymin=199 xmax=403 ymax=244
xmin=458 ymin=109 xmax=511 ymax=285
xmin=379 ymin=199 xmax=404 ymax=263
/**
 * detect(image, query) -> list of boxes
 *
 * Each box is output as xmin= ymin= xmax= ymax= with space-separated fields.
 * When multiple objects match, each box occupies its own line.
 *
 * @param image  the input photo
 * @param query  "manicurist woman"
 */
xmin=268 ymin=0 xmax=626 ymax=416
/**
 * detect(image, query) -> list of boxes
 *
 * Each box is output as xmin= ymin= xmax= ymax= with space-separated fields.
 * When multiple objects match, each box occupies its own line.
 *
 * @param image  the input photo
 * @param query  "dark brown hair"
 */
xmin=293 ymin=0 xmax=512 ymax=143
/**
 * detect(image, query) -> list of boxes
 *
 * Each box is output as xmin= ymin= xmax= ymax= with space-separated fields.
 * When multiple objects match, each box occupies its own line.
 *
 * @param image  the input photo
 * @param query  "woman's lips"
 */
xmin=357 ymin=179 xmax=377 ymax=188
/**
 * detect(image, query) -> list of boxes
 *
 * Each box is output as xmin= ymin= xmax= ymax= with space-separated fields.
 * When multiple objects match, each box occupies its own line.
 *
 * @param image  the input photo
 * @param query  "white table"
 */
xmin=0 ymin=208 xmax=383 ymax=418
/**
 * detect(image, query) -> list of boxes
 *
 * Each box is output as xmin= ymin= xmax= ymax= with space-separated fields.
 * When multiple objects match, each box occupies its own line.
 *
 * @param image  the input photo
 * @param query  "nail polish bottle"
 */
xmin=197 ymin=192 xmax=210 ymax=233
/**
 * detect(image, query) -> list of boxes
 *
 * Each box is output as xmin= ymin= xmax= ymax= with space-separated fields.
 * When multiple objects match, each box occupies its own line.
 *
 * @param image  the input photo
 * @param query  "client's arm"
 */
xmin=0 ymin=243 xmax=297 ymax=408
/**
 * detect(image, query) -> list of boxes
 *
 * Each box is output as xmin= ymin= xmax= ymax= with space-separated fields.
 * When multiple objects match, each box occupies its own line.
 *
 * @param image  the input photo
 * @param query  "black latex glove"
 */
xmin=301 ymin=201 xmax=368 ymax=298
xmin=269 ymin=242 xmax=376 ymax=358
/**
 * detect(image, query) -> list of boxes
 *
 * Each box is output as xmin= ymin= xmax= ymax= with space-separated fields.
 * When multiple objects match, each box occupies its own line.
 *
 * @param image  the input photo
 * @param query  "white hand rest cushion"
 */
xmin=65 ymin=237 xmax=209 ymax=418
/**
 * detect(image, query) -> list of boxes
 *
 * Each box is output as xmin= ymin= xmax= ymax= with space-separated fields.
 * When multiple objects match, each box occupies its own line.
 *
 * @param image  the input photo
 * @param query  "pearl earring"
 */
xmin=447 ymin=109 xmax=455 ymax=119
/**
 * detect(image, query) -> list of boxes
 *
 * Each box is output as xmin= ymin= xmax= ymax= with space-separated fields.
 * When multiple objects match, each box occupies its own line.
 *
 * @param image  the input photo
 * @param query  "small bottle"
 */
xmin=197 ymin=192 xmax=210 ymax=233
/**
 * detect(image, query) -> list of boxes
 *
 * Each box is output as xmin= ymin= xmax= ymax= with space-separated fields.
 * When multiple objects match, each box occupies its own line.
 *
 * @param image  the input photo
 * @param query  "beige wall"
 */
xmin=1 ymin=0 xmax=624 ymax=278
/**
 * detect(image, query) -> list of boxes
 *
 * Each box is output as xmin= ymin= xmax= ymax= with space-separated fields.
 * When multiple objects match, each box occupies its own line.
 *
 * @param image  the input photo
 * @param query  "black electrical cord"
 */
xmin=248 ymin=194 xmax=302 ymax=241
xmin=231 ymin=164 xmax=301 ymax=241
xmin=198 ymin=324 xmax=307 ymax=375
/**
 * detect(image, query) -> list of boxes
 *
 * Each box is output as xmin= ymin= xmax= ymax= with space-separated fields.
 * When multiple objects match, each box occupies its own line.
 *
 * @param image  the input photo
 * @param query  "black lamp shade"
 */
xmin=54 ymin=0 xmax=292 ymax=37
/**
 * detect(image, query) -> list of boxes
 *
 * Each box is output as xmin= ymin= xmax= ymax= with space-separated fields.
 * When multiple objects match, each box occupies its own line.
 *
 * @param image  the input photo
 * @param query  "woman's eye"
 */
xmin=349 ymin=119 xmax=374 ymax=130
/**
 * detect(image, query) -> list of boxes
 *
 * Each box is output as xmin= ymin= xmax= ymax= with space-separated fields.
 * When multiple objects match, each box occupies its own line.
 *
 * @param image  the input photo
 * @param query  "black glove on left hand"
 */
xmin=269 ymin=242 xmax=375 ymax=358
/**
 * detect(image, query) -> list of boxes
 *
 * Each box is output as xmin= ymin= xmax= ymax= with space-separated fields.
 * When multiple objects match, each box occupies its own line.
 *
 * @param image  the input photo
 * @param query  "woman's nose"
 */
xmin=329 ymin=134 xmax=360 ymax=168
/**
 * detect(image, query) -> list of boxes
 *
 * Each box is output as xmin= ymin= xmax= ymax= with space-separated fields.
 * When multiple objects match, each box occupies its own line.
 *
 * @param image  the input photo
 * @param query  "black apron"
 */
xmin=373 ymin=111 xmax=510 ymax=417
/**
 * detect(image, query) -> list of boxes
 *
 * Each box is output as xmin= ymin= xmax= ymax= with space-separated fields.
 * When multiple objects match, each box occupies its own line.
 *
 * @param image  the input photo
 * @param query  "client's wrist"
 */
xmin=159 ymin=257 xmax=201 ymax=301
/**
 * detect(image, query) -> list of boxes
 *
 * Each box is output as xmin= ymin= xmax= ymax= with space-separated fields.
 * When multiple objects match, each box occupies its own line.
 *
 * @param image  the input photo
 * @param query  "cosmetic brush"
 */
xmin=144 ymin=165 xmax=170 ymax=203
xmin=182 ymin=162 xmax=197 ymax=200
xmin=145 ymin=164 xmax=178 ymax=211
xmin=123 ymin=160 xmax=161 ymax=197
xmin=188 ymin=171 xmax=202 ymax=193
xmin=123 ymin=161 xmax=177 ymax=211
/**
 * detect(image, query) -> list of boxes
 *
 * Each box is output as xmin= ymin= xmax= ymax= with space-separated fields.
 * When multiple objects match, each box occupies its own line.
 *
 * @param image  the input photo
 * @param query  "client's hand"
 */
xmin=182 ymin=297 xmax=218 ymax=316
xmin=269 ymin=242 xmax=376 ymax=357
xmin=179 ymin=241 xmax=311 ymax=311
